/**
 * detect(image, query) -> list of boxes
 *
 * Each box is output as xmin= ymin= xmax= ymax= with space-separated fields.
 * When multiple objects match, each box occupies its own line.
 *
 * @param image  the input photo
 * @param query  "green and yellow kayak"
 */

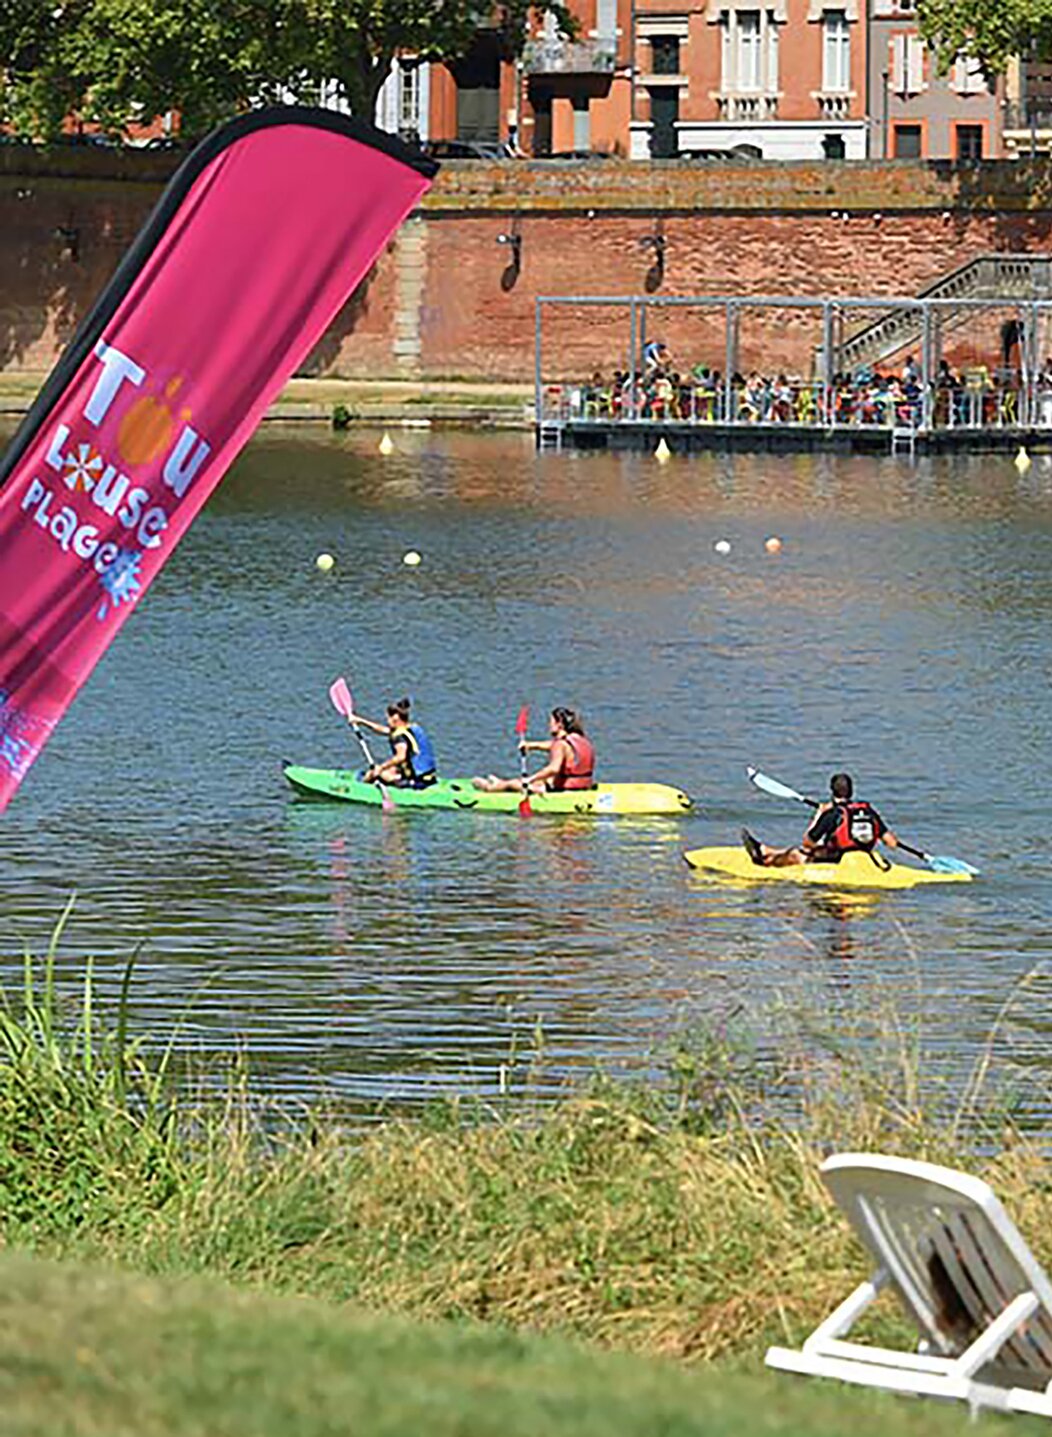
xmin=683 ymin=845 xmax=972 ymax=890
xmin=285 ymin=765 xmax=692 ymax=816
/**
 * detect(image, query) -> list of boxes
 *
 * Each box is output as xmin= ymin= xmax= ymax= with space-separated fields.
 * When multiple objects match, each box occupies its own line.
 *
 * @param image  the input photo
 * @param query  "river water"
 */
xmin=2 ymin=426 xmax=1051 ymax=1110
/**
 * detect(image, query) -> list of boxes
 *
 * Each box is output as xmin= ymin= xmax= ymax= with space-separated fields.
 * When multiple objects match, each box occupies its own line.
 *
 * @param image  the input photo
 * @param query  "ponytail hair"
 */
xmin=551 ymin=706 xmax=584 ymax=735
xmin=387 ymin=696 xmax=412 ymax=723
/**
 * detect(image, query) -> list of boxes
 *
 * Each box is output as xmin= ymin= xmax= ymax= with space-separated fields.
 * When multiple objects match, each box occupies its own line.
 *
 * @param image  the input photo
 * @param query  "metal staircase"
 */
xmin=836 ymin=254 xmax=1052 ymax=374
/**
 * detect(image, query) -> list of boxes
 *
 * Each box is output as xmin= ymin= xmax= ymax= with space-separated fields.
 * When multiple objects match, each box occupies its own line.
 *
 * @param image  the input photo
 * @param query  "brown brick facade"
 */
xmin=2 ymin=152 xmax=1051 ymax=382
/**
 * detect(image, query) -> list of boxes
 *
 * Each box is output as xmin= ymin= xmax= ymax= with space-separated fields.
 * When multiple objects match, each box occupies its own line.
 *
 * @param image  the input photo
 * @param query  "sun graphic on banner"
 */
xmin=62 ymin=443 xmax=104 ymax=493
xmin=118 ymin=377 xmax=192 ymax=466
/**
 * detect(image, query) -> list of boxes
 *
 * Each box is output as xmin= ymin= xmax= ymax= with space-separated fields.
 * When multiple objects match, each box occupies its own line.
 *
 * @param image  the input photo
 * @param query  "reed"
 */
xmin=1 ymin=913 xmax=1049 ymax=1367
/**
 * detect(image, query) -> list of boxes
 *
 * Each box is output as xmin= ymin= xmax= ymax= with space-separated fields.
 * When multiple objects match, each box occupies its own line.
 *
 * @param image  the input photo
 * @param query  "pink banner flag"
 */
xmin=0 ymin=108 xmax=435 ymax=811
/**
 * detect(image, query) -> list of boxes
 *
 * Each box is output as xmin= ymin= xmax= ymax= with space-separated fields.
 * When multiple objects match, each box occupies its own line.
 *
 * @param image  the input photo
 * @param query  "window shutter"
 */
xmin=906 ymin=35 xmax=924 ymax=93
xmin=890 ymin=34 xmax=906 ymax=93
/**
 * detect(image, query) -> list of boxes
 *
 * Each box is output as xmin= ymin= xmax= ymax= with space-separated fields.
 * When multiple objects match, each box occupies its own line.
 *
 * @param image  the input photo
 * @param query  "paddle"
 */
xmin=329 ymin=677 xmax=396 ymax=814
xmin=746 ymin=766 xmax=980 ymax=876
xmin=515 ymin=704 xmax=532 ymax=817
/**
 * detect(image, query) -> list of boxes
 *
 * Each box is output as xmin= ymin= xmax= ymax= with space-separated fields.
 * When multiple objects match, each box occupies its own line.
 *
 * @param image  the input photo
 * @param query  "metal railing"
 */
xmin=522 ymin=37 xmax=617 ymax=75
xmin=1003 ymin=102 xmax=1052 ymax=132
xmin=537 ymin=377 xmax=1040 ymax=433
xmin=534 ymin=292 xmax=1052 ymax=441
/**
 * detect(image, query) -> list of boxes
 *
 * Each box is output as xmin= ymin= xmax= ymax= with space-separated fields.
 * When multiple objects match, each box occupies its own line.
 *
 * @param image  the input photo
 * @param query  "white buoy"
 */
xmin=402 ymin=550 xmax=422 ymax=567
xmin=765 ymin=536 xmax=783 ymax=554
xmin=315 ymin=552 xmax=335 ymax=572
xmin=1015 ymin=445 xmax=1032 ymax=473
xmin=379 ymin=431 xmax=394 ymax=456
xmin=655 ymin=437 xmax=671 ymax=463
xmin=714 ymin=539 xmax=731 ymax=555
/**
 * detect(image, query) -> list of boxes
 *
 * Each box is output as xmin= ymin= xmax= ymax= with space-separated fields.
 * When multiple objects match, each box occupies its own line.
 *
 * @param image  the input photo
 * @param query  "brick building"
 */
xmin=867 ymin=0 xmax=1003 ymax=159
xmin=411 ymin=0 xmax=1006 ymax=160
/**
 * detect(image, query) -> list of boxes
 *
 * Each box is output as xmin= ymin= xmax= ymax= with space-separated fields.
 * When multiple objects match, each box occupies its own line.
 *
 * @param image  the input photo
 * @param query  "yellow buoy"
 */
xmin=655 ymin=437 xmax=671 ymax=463
xmin=315 ymin=553 xmax=335 ymax=572
xmin=379 ymin=431 xmax=394 ymax=456
xmin=1015 ymin=445 xmax=1032 ymax=473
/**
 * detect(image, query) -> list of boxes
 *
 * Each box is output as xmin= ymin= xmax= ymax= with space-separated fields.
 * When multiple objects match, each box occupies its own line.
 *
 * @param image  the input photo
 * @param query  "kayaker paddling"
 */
xmin=741 ymin=772 xmax=899 ymax=867
xmin=473 ymin=707 xmax=596 ymax=794
xmin=346 ymin=697 xmax=437 ymax=789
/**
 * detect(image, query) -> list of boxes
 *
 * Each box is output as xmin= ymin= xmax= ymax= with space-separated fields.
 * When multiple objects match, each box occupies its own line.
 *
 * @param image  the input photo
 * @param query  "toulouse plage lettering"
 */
xmin=19 ymin=339 xmax=211 ymax=619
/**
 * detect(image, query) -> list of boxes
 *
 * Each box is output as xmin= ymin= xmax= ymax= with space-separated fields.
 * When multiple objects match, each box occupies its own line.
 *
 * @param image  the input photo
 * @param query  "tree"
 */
xmin=0 ymin=0 xmax=576 ymax=140
xmin=285 ymin=0 xmax=577 ymax=121
xmin=63 ymin=0 xmax=296 ymax=138
xmin=916 ymin=0 xmax=1052 ymax=79
xmin=0 ymin=1 xmax=93 ymax=137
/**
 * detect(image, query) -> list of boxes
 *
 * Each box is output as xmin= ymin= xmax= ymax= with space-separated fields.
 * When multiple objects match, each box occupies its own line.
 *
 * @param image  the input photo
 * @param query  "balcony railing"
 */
xmin=816 ymin=92 xmax=852 ymax=119
xmin=716 ymin=94 xmax=779 ymax=121
xmin=522 ymin=37 xmax=617 ymax=76
xmin=1004 ymin=101 xmax=1052 ymax=131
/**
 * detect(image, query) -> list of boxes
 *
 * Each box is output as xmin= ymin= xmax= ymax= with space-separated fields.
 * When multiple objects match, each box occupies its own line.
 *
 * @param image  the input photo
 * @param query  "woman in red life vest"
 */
xmin=741 ymin=772 xmax=899 ymax=867
xmin=474 ymin=707 xmax=596 ymax=794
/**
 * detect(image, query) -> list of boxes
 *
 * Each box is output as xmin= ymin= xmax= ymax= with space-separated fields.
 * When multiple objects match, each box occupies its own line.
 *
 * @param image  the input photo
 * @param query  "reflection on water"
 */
xmin=1 ymin=427 xmax=1050 ymax=1109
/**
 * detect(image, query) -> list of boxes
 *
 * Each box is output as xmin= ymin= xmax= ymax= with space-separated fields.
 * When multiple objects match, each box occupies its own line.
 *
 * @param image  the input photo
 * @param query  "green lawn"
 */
xmin=0 ymin=1249 xmax=1039 ymax=1437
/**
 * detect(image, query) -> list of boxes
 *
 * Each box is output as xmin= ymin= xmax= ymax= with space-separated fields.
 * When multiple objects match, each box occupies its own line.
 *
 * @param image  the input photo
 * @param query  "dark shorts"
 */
xmin=806 ymin=844 xmax=884 ymax=866
xmin=805 ymin=844 xmax=843 ymax=864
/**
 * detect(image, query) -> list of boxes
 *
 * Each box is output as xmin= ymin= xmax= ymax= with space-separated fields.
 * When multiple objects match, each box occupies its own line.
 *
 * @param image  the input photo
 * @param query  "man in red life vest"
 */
xmin=474 ymin=707 xmax=596 ymax=794
xmin=741 ymin=772 xmax=899 ymax=867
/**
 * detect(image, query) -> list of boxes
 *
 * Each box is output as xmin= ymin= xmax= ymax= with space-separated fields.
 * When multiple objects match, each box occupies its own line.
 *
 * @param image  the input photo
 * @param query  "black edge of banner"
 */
xmin=0 ymin=106 xmax=439 ymax=489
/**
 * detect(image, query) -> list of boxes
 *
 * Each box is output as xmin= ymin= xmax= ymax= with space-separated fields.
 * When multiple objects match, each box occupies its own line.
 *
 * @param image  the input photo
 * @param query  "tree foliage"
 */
xmin=0 ymin=0 xmax=575 ymax=140
xmin=916 ymin=0 xmax=1052 ymax=78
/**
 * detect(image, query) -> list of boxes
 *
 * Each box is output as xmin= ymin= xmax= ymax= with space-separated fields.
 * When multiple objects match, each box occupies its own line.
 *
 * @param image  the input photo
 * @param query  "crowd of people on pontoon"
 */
xmin=548 ymin=342 xmax=1052 ymax=429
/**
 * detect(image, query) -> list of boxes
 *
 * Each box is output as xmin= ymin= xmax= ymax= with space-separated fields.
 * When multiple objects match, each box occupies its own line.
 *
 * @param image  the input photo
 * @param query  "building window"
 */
xmin=822 ymin=10 xmax=851 ymax=92
xmin=398 ymin=63 xmax=420 ymax=136
xmin=650 ymin=88 xmax=680 ymax=157
xmin=738 ymin=10 xmax=762 ymax=90
xmin=573 ymin=97 xmax=591 ymax=150
xmin=952 ymin=53 xmax=986 ymax=94
xmin=893 ymin=122 xmax=922 ymax=158
xmin=823 ymin=132 xmax=846 ymax=158
xmin=890 ymin=33 xmax=925 ymax=95
xmin=719 ymin=8 xmax=779 ymax=110
xmin=956 ymin=123 xmax=983 ymax=160
xmin=651 ymin=35 xmax=681 ymax=75
xmin=597 ymin=0 xmax=617 ymax=38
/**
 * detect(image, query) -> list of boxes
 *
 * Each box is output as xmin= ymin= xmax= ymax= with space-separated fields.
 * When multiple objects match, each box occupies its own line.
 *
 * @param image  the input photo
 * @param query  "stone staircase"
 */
xmin=836 ymin=254 xmax=1052 ymax=374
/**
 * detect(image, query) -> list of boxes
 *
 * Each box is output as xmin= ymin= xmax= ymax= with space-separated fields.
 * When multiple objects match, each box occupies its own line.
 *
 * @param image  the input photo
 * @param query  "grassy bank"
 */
xmin=0 ymin=370 xmax=534 ymax=426
xmin=1 ymin=1247 xmax=1036 ymax=1437
xmin=2 ymin=933 xmax=1048 ymax=1372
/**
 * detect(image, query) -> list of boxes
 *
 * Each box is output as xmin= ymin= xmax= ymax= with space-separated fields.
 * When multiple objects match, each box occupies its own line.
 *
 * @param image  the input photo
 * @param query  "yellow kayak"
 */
xmin=683 ymin=846 xmax=973 ymax=890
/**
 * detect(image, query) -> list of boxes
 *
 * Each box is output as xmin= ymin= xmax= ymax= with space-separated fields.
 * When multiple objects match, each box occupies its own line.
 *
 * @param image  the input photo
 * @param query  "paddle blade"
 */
xmin=515 ymin=705 xmax=530 ymax=738
xmin=329 ymin=677 xmax=354 ymax=720
xmin=747 ymin=766 xmax=813 ymax=805
xmin=519 ymin=790 xmax=533 ymax=817
xmin=927 ymin=854 xmax=980 ymax=876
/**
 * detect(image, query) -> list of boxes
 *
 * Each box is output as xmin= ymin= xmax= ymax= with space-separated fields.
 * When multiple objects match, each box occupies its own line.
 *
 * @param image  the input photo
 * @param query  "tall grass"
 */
xmin=1 ymin=911 xmax=1051 ymax=1363
xmin=0 ymin=899 xmax=180 ymax=1238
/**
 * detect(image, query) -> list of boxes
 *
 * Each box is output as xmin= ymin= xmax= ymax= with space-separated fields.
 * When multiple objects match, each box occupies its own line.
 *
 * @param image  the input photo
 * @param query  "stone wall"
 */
xmin=2 ymin=148 xmax=1052 ymax=381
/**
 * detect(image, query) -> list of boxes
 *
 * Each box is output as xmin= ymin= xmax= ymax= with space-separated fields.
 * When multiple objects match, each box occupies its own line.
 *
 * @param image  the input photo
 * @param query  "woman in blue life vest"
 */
xmin=741 ymin=771 xmax=899 ymax=867
xmin=473 ymin=707 xmax=596 ymax=794
xmin=349 ymin=697 xmax=437 ymax=788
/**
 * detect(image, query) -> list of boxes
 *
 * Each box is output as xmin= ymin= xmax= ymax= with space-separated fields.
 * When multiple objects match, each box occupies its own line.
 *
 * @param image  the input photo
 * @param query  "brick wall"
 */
xmin=2 ymin=149 xmax=1052 ymax=381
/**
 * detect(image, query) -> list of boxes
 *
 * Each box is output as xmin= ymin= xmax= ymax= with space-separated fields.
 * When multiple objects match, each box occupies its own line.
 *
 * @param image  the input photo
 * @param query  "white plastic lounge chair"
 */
xmin=766 ymin=1152 xmax=1052 ymax=1417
